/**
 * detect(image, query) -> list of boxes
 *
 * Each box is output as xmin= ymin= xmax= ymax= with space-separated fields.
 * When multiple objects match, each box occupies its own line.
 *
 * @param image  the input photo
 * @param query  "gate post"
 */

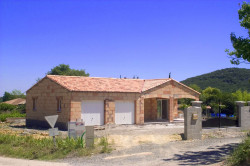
xmin=236 ymin=101 xmax=250 ymax=130
xmin=184 ymin=101 xmax=202 ymax=140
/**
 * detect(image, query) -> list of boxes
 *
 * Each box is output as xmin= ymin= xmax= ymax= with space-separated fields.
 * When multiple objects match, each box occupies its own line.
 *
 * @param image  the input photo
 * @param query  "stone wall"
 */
xmin=142 ymin=80 xmax=200 ymax=100
xmin=26 ymin=78 xmax=71 ymax=130
xmin=144 ymin=98 xmax=157 ymax=121
xmin=104 ymin=99 xmax=115 ymax=124
xmin=237 ymin=101 xmax=250 ymax=130
xmin=184 ymin=101 xmax=202 ymax=140
xmin=70 ymin=91 xmax=142 ymax=124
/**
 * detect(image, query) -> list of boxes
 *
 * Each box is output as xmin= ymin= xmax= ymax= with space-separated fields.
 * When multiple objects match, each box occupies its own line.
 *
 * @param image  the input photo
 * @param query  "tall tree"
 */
xmin=2 ymin=90 xmax=26 ymax=102
xmin=226 ymin=2 xmax=250 ymax=65
xmin=47 ymin=64 xmax=89 ymax=76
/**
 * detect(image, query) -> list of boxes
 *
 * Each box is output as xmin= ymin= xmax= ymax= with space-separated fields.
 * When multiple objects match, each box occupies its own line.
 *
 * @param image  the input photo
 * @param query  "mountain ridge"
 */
xmin=181 ymin=68 xmax=250 ymax=92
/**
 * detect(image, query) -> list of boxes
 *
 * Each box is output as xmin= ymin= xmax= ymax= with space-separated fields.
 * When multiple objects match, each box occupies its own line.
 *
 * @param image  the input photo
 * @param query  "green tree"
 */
xmin=226 ymin=2 xmax=250 ymax=65
xmin=2 ymin=90 xmax=25 ymax=102
xmin=189 ymin=84 xmax=202 ymax=93
xmin=201 ymin=87 xmax=222 ymax=113
xmin=47 ymin=64 xmax=89 ymax=76
xmin=220 ymin=92 xmax=237 ymax=115
xmin=232 ymin=89 xmax=250 ymax=102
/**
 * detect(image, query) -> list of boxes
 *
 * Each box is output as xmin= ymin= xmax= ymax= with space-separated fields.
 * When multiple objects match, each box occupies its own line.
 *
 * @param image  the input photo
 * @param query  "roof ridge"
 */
xmin=47 ymin=75 xmax=144 ymax=80
xmin=145 ymin=78 xmax=170 ymax=80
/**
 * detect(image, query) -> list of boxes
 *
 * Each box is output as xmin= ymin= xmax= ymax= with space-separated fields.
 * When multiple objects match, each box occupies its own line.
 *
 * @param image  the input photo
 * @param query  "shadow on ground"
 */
xmin=163 ymin=143 xmax=238 ymax=165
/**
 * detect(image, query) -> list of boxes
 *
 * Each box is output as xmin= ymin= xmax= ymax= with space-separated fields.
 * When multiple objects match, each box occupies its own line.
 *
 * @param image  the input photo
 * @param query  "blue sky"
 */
xmin=0 ymin=0 xmax=249 ymax=96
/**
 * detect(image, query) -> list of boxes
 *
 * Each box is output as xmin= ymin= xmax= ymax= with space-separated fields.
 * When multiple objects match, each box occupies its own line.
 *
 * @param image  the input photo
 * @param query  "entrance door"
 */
xmin=157 ymin=99 xmax=168 ymax=120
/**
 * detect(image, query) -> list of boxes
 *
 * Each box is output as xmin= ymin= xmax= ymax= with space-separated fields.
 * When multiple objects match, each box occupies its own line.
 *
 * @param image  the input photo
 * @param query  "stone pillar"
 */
xmin=184 ymin=101 xmax=202 ymax=140
xmin=136 ymin=97 xmax=144 ymax=124
xmin=169 ymin=97 xmax=174 ymax=122
xmin=104 ymin=100 xmax=115 ymax=124
xmin=236 ymin=101 xmax=250 ymax=129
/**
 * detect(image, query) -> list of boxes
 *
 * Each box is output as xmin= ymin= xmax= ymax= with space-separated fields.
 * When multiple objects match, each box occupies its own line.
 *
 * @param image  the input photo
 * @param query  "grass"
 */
xmin=0 ymin=111 xmax=26 ymax=122
xmin=99 ymin=137 xmax=112 ymax=153
xmin=0 ymin=133 xmax=111 ymax=160
xmin=226 ymin=133 xmax=250 ymax=166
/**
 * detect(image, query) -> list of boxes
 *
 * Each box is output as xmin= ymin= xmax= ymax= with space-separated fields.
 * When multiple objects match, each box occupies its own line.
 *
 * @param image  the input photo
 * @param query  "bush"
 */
xmin=16 ymin=104 xmax=26 ymax=113
xmin=0 ymin=111 xmax=26 ymax=122
xmin=0 ymin=134 xmax=90 ymax=160
xmin=0 ymin=133 xmax=112 ymax=160
xmin=0 ymin=103 xmax=17 ymax=112
xmin=227 ymin=134 xmax=250 ymax=166
xmin=99 ymin=137 xmax=112 ymax=153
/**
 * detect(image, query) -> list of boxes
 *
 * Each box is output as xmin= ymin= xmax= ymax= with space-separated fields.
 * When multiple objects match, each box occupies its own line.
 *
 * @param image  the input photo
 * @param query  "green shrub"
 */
xmin=99 ymin=137 xmax=112 ymax=153
xmin=0 ymin=103 xmax=17 ymax=112
xmin=0 ymin=133 xmax=112 ymax=160
xmin=227 ymin=134 xmax=250 ymax=166
xmin=0 ymin=134 xmax=90 ymax=160
xmin=0 ymin=111 xmax=26 ymax=122
xmin=16 ymin=104 xmax=26 ymax=113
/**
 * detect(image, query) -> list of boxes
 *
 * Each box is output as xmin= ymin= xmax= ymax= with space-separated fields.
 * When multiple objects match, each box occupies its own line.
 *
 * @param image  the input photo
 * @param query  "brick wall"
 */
xmin=70 ymin=91 xmax=142 ymax=124
xmin=26 ymin=78 xmax=71 ymax=130
xmin=104 ymin=100 xmax=115 ymax=124
xmin=144 ymin=98 xmax=157 ymax=121
xmin=142 ymin=80 xmax=199 ymax=100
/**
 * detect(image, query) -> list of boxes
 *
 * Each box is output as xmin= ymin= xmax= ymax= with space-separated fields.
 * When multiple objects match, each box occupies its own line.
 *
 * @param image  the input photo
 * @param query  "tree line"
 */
xmin=180 ymin=84 xmax=250 ymax=116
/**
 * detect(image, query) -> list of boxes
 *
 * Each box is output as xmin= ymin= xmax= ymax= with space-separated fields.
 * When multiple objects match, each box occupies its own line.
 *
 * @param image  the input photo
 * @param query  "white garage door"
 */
xmin=81 ymin=100 xmax=104 ymax=126
xmin=115 ymin=101 xmax=135 ymax=124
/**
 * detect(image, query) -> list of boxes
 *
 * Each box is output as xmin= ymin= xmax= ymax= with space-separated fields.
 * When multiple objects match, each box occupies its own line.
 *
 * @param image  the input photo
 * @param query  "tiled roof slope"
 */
xmin=4 ymin=98 xmax=26 ymax=105
xmin=47 ymin=75 xmax=145 ymax=93
xmin=29 ymin=75 xmax=200 ymax=94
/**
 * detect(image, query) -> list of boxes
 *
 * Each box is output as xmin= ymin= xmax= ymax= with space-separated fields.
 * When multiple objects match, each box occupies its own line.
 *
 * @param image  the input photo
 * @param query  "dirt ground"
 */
xmin=0 ymin=120 xmax=248 ymax=166
xmin=94 ymin=123 xmax=247 ymax=150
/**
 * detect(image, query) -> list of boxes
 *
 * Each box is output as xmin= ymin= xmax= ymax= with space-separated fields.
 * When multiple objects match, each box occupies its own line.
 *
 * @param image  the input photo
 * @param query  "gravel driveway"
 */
xmin=62 ymin=136 xmax=243 ymax=166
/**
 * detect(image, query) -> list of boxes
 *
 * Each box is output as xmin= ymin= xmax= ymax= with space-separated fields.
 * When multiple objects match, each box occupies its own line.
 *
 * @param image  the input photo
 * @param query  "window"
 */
xmin=32 ymin=97 xmax=38 ymax=111
xmin=57 ymin=97 xmax=63 ymax=112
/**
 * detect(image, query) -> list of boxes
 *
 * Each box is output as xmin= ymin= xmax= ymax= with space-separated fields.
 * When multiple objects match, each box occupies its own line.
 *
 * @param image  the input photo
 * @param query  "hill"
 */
xmin=181 ymin=68 xmax=250 ymax=92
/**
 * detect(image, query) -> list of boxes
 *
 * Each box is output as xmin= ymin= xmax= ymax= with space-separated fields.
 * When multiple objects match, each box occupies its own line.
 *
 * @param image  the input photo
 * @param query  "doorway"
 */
xmin=157 ymin=99 xmax=168 ymax=120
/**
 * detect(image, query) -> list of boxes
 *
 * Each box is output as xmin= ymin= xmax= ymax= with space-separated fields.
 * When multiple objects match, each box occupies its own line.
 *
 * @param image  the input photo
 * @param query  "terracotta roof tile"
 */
xmin=36 ymin=75 xmax=200 ymax=95
xmin=47 ymin=75 xmax=144 ymax=93
xmin=4 ymin=98 xmax=26 ymax=105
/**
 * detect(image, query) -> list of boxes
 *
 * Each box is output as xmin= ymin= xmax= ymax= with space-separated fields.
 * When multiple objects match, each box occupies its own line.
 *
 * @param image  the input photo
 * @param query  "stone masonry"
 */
xmin=104 ymin=100 xmax=115 ymax=124
xmin=236 ymin=101 xmax=250 ymax=130
xmin=184 ymin=101 xmax=202 ymax=140
xmin=26 ymin=78 xmax=71 ymax=130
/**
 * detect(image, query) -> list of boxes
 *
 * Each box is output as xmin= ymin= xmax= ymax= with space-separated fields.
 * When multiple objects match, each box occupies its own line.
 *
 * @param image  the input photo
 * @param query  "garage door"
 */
xmin=115 ymin=101 xmax=135 ymax=124
xmin=81 ymin=100 xmax=104 ymax=126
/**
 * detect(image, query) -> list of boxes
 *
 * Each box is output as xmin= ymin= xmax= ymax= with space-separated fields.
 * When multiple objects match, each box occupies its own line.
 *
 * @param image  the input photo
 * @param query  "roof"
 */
xmin=4 ymin=98 xmax=26 ymax=105
xmin=47 ymin=75 xmax=144 ymax=93
xmin=27 ymin=75 xmax=200 ymax=95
